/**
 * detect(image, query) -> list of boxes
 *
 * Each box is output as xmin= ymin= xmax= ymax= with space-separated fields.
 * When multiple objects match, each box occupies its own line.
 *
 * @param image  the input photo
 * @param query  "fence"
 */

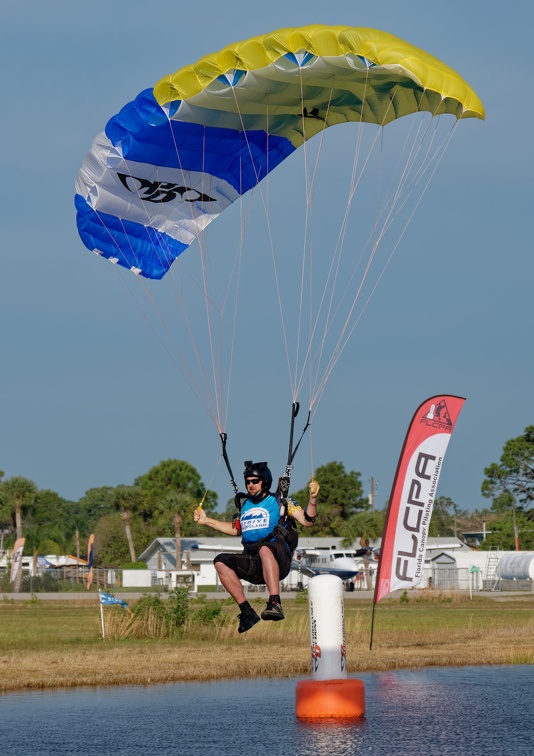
xmin=0 ymin=565 xmax=532 ymax=594
xmin=0 ymin=567 xmax=199 ymax=594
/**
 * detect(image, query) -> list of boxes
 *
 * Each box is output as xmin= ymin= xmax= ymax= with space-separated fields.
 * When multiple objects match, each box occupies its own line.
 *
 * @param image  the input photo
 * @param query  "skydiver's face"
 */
xmin=245 ymin=477 xmax=263 ymax=496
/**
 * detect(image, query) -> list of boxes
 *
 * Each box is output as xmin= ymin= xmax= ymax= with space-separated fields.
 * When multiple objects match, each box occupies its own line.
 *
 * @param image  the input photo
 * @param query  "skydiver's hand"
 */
xmin=194 ymin=506 xmax=208 ymax=525
xmin=309 ymin=479 xmax=320 ymax=499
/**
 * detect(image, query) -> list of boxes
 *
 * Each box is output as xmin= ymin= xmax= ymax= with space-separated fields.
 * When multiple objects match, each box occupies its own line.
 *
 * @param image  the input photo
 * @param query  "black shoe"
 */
xmin=237 ymin=608 xmax=260 ymax=634
xmin=261 ymin=600 xmax=285 ymax=621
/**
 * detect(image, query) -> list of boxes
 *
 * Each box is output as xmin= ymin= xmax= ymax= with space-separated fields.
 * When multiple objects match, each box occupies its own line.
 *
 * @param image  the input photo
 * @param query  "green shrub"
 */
xmin=134 ymin=592 xmax=167 ymax=620
xmin=121 ymin=561 xmax=147 ymax=569
xmin=166 ymin=586 xmax=190 ymax=628
xmin=190 ymin=602 xmax=223 ymax=626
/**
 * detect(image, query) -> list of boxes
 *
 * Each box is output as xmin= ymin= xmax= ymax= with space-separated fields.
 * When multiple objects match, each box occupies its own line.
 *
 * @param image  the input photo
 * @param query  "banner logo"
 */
xmin=421 ymin=399 xmax=452 ymax=430
xmin=117 ymin=173 xmax=217 ymax=203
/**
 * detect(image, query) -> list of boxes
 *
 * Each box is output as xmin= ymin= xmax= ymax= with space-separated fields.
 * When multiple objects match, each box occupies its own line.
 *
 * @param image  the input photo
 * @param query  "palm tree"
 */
xmin=1 ymin=475 xmax=37 ymax=541
xmin=341 ymin=510 xmax=385 ymax=590
xmin=112 ymin=486 xmax=144 ymax=563
xmin=1 ymin=476 xmax=37 ymax=591
xmin=341 ymin=510 xmax=385 ymax=548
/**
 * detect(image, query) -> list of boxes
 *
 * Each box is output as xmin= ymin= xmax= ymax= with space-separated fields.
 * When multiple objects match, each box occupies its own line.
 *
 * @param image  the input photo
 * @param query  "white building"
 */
xmin=137 ymin=536 xmax=534 ymax=593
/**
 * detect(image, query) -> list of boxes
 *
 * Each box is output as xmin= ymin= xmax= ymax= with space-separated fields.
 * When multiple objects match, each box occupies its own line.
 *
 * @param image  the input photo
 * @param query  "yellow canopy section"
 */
xmin=154 ymin=25 xmax=485 ymax=127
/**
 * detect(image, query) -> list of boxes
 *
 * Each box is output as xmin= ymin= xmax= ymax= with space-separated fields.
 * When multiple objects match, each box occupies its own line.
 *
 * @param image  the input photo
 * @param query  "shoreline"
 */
xmin=1 ymin=592 xmax=533 ymax=694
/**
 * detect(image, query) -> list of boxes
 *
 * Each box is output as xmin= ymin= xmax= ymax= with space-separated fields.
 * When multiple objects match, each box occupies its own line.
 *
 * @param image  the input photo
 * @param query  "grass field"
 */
xmin=1 ymin=591 xmax=533 ymax=693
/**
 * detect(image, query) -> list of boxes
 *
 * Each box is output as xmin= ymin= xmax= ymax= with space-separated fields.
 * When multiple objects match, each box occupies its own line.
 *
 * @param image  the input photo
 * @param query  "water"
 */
xmin=1 ymin=666 xmax=532 ymax=755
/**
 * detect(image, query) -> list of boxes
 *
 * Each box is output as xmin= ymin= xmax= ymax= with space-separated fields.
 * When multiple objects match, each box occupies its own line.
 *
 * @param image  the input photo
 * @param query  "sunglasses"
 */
xmin=246 ymin=478 xmax=261 ymax=485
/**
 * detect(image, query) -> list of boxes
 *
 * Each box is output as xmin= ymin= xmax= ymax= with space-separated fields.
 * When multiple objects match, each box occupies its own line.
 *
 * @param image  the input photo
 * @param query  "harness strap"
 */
xmin=242 ymin=527 xmax=285 ymax=554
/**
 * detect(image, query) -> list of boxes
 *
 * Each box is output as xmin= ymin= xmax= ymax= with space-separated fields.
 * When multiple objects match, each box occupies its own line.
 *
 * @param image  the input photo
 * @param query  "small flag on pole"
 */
xmin=98 ymin=591 xmax=132 ymax=639
xmin=99 ymin=591 xmax=129 ymax=608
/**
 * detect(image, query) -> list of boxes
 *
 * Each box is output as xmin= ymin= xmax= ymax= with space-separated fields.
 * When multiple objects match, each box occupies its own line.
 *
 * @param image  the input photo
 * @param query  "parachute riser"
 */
xmin=277 ymin=401 xmax=311 ymax=499
xmin=219 ymin=401 xmax=310 ymax=504
xmin=219 ymin=432 xmax=239 ymax=495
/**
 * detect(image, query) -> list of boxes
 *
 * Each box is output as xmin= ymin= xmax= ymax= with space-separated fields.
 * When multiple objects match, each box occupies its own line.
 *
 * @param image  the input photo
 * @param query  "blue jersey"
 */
xmin=240 ymin=493 xmax=280 ymax=544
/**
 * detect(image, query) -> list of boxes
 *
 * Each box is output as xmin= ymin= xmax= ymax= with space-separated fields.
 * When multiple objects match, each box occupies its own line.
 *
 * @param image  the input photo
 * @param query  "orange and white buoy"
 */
xmin=295 ymin=574 xmax=365 ymax=719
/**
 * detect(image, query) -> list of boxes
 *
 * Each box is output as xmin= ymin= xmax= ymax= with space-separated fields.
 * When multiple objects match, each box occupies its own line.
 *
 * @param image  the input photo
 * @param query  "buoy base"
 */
xmin=295 ymin=678 xmax=365 ymax=719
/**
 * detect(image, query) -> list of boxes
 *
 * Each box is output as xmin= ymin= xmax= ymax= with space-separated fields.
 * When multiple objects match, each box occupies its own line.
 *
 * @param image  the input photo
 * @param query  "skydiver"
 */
xmin=193 ymin=461 xmax=319 ymax=633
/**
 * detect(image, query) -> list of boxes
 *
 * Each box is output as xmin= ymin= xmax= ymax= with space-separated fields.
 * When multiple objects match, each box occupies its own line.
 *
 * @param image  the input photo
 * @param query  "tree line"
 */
xmin=1 ymin=426 xmax=533 ymax=567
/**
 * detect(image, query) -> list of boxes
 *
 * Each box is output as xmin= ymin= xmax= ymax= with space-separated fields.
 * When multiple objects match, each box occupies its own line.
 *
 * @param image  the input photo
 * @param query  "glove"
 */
xmin=309 ymin=479 xmax=320 ymax=497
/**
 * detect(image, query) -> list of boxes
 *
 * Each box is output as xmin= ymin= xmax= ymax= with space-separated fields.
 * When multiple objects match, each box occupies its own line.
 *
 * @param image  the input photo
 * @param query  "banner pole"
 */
xmin=369 ymin=602 xmax=377 ymax=651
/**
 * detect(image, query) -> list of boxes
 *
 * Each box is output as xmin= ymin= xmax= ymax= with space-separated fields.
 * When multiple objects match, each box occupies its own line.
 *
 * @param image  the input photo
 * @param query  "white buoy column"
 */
xmin=308 ymin=574 xmax=347 ymax=680
xmin=295 ymin=574 xmax=365 ymax=719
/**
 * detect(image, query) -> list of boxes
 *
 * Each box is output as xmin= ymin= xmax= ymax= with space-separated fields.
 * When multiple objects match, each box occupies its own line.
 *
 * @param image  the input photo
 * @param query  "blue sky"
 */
xmin=1 ymin=1 xmax=532 ymax=513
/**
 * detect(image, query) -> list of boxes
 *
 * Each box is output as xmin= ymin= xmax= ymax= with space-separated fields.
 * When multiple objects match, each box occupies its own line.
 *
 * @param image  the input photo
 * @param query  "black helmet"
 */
xmin=243 ymin=460 xmax=273 ymax=492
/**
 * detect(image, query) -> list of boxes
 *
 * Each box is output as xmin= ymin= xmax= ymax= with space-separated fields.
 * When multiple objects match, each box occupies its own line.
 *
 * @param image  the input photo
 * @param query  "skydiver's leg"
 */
xmin=213 ymin=554 xmax=261 ymax=633
xmin=214 ymin=560 xmax=246 ymax=604
xmin=258 ymin=545 xmax=280 ymax=595
xmin=259 ymin=543 xmax=286 ymax=621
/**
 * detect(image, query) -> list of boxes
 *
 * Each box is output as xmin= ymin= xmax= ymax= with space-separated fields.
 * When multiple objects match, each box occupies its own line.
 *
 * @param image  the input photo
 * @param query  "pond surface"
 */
xmin=2 ymin=665 xmax=533 ymax=755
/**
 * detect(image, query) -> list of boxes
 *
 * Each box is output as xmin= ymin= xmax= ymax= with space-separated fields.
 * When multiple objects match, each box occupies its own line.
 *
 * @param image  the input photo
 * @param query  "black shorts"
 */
xmin=213 ymin=536 xmax=292 ymax=586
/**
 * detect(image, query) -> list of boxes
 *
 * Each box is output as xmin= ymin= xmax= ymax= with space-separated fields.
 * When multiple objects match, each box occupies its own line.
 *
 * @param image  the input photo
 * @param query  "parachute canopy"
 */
xmin=75 ymin=25 xmax=484 ymax=280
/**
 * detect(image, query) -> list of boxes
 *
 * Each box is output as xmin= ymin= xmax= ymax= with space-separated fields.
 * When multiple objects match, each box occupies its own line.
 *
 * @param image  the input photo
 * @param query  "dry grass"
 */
xmin=1 ymin=592 xmax=533 ymax=693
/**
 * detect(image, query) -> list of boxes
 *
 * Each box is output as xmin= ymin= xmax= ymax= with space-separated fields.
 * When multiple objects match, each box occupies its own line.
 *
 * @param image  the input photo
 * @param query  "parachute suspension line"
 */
xmin=313 ymin=97 xmax=423 ymax=392
xmin=158 ymin=244 xmax=228 ymax=432
xmin=107 ymin=125 xmax=223 ymax=428
xmin=170 ymin=118 xmax=235 ymax=432
xmin=198 ymin=126 xmax=225 ymax=431
xmin=292 ymin=71 xmax=335 ymax=404
xmin=304 ymin=93 xmax=335 ymax=409
xmin=140 ymin=277 xmax=222 ymax=425
xmin=112 ymin=128 xmax=193 ymax=275
xmin=301 ymin=68 xmax=383 ymax=404
xmin=221 ymin=168 xmax=246 ymax=434
xmin=91 ymin=142 xmax=224 ymax=428
xmin=112 ymin=267 xmax=222 ymax=429
xmin=227 ymin=89 xmax=296 ymax=394
xmin=228 ymin=82 xmax=336 ymax=407
xmin=198 ymin=239 xmax=223 ymax=431
xmin=308 ymin=421 xmax=316 ymax=487
xmin=90 ymin=148 xmax=229 ymax=431
xmin=197 ymin=454 xmax=226 ymax=512
xmin=303 ymin=82 xmax=382 ymax=402
xmin=305 ymin=91 xmax=447 ymax=409
xmin=310 ymin=112 xmax=461 ymax=406
xmin=293 ymin=67 xmax=314 ymax=398
xmin=262 ymin=107 xmax=295 ymax=393
xmin=369 ymin=94 xmax=459 ymax=247
xmin=158 ymin=118 xmax=253 ymax=434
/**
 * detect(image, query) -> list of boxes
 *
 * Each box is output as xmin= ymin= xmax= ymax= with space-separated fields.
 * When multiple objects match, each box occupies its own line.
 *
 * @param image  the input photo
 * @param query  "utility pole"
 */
xmin=369 ymin=477 xmax=377 ymax=512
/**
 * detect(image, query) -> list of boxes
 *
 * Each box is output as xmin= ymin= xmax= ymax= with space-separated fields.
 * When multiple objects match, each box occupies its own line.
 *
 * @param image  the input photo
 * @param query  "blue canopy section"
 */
xmin=75 ymin=89 xmax=295 ymax=279
xmin=105 ymin=90 xmax=294 ymax=194
xmin=75 ymin=195 xmax=187 ymax=279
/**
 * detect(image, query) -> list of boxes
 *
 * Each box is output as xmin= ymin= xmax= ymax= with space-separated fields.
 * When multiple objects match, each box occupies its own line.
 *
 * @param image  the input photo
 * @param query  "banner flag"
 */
xmin=373 ymin=395 xmax=466 ymax=605
xmin=86 ymin=533 xmax=94 ymax=591
xmin=10 ymin=538 xmax=25 ymax=584
xmin=99 ymin=591 xmax=129 ymax=609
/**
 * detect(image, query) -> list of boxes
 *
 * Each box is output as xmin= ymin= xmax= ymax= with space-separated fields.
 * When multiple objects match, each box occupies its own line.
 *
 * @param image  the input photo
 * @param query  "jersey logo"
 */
xmin=240 ymin=507 xmax=270 ymax=533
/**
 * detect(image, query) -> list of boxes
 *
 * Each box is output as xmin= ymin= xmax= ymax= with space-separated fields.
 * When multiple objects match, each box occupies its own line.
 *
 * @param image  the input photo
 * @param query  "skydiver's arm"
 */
xmin=194 ymin=506 xmax=239 ymax=536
